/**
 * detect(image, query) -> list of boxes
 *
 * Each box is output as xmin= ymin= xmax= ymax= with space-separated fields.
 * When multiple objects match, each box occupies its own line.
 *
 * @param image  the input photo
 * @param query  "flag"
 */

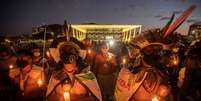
xmin=76 ymin=71 xmax=102 ymax=101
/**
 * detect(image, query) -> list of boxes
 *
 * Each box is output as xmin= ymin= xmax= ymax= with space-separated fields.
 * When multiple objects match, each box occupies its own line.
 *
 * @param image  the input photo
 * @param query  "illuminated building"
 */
xmin=32 ymin=24 xmax=63 ymax=39
xmin=32 ymin=24 xmax=142 ymax=43
xmin=71 ymin=24 xmax=142 ymax=43
xmin=188 ymin=22 xmax=201 ymax=42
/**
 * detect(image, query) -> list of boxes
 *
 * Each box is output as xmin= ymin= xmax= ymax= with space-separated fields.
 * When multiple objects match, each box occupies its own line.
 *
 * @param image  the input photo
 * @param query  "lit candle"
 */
xmin=108 ymin=55 xmax=112 ymax=59
xmin=172 ymin=55 xmax=179 ymax=65
xmin=173 ymin=60 xmax=178 ymax=65
xmin=64 ymin=91 xmax=70 ymax=101
xmin=152 ymin=96 xmax=159 ymax=101
xmin=9 ymin=64 xmax=14 ymax=69
xmin=172 ymin=47 xmax=179 ymax=53
xmin=37 ymin=78 xmax=43 ymax=87
xmin=46 ymin=51 xmax=50 ymax=57
xmin=122 ymin=58 xmax=126 ymax=64
xmin=88 ymin=49 xmax=91 ymax=54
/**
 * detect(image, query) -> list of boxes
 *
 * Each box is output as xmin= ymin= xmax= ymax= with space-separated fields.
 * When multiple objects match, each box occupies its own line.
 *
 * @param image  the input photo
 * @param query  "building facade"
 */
xmin=188 ymin=22 xmax=201 ymax=42
xmin=32 ymin=24 xmax=142 ymax=43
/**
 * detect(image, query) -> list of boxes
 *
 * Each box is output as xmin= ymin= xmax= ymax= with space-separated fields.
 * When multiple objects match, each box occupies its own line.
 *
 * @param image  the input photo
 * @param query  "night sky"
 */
xmin=0 ymin=0 xmax=201 ymax=35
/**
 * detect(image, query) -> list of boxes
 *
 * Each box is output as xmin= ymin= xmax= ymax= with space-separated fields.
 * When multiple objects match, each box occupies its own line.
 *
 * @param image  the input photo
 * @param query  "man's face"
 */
xmin=64 ymin=63 xmax=77 ymax=74
xmin=101 ymin=45 xmax=109 ymax=54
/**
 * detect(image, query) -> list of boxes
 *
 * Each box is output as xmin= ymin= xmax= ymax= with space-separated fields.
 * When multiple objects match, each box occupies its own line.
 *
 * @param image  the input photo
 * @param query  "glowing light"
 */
xmin=46 ymin=51 xmax=50 ymax=57
xmin=191 ymin=30 xmax=196 ymax=34
xmin=37 ymin=78 xmax=43 ymax=87
xmin=9 ymin=64 xmax=14 ymax=69
xmin=64 ymin=91 xmax=70 ymax=101
xmin=172 ymin=48 xmax=179 ymax=53
xmin=152 ymin=96 xmax=159 ymax=101
xmin=173 ymin=60 xmax=178 ymax=65
xmin=87 ymin=49 xmax=91 ymax=54
xmin=122 ymin=58 xmax=126 ymax=64
xmin=5 ymin=39 xmax=11 ymax=43
xmin=109 ymin=40 xmax=114 ymax=46
xmin=158 ymin=85 xmax=169 ymax=97
xmin=108 ymin=55 xmax=112 ymax=60
xmin=172 ymin=55 xmax=179 ymax=65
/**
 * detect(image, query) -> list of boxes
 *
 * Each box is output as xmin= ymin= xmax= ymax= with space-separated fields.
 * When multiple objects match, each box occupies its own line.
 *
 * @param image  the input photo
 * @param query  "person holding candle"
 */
xmin=93 ymin=41 xmax=118 ymax=101
xmin=0 ymin=44 xmax=17 ymax=71
xmin=9 ymin=49 xmax=46 ymax=101
xmin=115 ymin=30 xmax=174 ymax=101
xmin=82 ymin=38 xmax=97 ymax=71
xmin=0 ymin=48 xmax=20 ymax=101
xmin=46 ymin=41 xmax=102 ymax=101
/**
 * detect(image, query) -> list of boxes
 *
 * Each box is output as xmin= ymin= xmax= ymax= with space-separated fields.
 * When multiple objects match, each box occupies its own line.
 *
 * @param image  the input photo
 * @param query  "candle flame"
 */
xmin=109 ymin=55 xmax=112 ymax=59
xmin=172 ymin=48 xmax=179 ymax=53
xmin=9 ymin=65 xmax=14 ymax=69
xmin=46 ymin=51 xmax=50 ymax=57
xmin=152 ymin=96 xmax=159 ymax=101
xmin=37 ymin=78 xmax=43 ymax=86
xmin=88 ymin=49 xmax=91 ymax=54
xmin=64 ymin=91 xmax=70 ymax=101
xmin=122 ymin=58 xmax=126 ymax=64
xmin=172 ymin=55 xmax=179 ymax=65
xmin=173 ymin=60 xmax=178 ymax=65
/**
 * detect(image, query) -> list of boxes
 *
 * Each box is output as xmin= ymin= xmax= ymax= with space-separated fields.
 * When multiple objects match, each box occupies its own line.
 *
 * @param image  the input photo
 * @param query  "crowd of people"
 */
xmin=0 ymin=30 xmax=201 ymax=101
xmin=1 ymin=3 xmax=200 ymax=101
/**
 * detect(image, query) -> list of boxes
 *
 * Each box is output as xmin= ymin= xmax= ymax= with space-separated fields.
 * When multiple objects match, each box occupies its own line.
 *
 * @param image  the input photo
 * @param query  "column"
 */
xmin=133 ymin=28 xmax=136 ymax=38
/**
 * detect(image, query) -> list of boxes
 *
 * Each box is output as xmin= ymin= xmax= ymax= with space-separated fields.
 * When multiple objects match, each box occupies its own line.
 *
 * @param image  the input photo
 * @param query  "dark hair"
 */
xmin=0 ymin=45 xmax=10 ymax=54
xmin=17 ymin=49 xmax=33 ymax=57
xmin=188 ymin=40 xmax=201 ymax=60
xmin=100 ymin=41 xmax=109 ymax=48
xmin=51 ymin=37 xmax=86 ymax=49
xmin=56 ymin=56 xmax=89 ymax=73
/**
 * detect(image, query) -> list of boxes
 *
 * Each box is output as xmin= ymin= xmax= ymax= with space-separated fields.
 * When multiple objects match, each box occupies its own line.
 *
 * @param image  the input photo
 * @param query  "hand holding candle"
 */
xmin=62 ymin=82 xmax=72 ymax=101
